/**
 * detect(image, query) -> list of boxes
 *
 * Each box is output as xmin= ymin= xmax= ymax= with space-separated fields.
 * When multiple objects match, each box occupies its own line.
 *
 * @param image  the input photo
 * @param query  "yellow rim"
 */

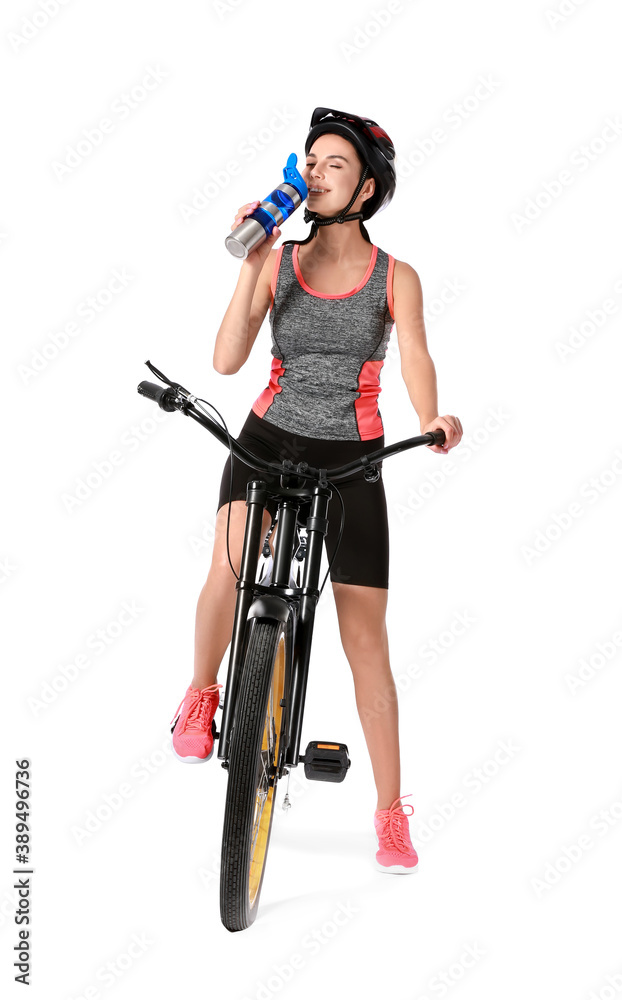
xmin=248 ymin=632 xmax=285 ymax=909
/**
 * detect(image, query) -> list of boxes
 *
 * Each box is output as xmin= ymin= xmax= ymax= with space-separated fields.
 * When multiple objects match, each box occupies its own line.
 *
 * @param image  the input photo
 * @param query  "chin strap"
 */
xmin=303 ymin=165 xmax=370 ymax=237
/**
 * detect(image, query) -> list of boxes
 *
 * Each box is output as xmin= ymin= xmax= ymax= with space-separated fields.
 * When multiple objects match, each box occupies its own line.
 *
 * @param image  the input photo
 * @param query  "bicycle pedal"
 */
xmin=300 ymin=741 xmax=351 ymax=783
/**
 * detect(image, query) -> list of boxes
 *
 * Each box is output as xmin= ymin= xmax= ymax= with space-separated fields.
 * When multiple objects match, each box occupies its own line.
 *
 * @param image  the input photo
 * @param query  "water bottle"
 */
xmin=224 ymin=153 xmax=308 ymax=259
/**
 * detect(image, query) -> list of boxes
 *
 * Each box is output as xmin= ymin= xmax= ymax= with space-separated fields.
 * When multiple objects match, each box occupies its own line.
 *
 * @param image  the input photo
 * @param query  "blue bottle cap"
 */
xmin=283 ymin=153 xmax=308 ymax=200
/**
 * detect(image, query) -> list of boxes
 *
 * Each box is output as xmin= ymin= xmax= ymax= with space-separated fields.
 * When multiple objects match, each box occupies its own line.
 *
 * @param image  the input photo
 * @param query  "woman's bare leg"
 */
xmin=191 ymin=502 xmax=273 ymax=689
xmin=331 ymin=581 xmax=402 ymax=812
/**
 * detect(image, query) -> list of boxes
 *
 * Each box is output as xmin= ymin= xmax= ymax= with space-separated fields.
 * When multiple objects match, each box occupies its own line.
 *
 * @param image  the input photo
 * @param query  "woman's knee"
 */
xmin=332 ymin=583 xmax=389 ymax=656
xmin=212 ymin=502 xmax=272 ymax=573
xmin=341 ymin=631 xmax=390 ymax=666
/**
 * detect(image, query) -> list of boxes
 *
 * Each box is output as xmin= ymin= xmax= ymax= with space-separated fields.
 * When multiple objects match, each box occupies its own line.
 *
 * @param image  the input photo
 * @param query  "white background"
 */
xmin=2 ymin=0 xmax=622 ymax=997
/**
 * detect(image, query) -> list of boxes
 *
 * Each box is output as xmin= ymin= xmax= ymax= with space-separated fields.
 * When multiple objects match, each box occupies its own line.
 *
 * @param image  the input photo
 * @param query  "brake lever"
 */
xmin=144 ymin=359 xmax=191 ymax=396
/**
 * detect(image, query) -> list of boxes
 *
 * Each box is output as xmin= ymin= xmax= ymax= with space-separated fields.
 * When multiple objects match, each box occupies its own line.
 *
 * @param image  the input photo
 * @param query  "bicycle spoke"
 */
xmin=251 ymin=718 xmax=273 ymax=854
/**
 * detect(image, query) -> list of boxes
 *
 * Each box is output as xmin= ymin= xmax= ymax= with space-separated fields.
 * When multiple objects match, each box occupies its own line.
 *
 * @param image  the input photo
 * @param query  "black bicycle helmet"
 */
xmin=303 ymin=107 xmax=397 ymax=229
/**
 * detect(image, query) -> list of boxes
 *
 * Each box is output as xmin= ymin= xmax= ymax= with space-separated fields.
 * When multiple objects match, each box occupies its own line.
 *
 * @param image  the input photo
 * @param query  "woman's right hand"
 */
xmin=231 ymin=200 xmax=281 ymax=267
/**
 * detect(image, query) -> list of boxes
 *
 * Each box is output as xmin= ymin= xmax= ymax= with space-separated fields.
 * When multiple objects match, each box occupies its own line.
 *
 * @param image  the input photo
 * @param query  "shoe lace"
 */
xmin=378 ymin=794 xmax=415 ymax=854
xmin=170 ymin=684 xmax=222 ymax=731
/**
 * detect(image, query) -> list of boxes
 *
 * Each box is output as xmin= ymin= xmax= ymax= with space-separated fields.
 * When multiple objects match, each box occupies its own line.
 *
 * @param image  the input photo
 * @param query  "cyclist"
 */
xmin=169 ymin=107 xmax=463 ymax=874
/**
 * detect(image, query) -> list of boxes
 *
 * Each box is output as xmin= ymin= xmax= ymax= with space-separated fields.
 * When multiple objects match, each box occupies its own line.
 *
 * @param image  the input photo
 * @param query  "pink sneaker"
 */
xmin=170 ymin=683 xmax=222 ymax=763
xmin=374 ymin=794 xmax=419 ymax=873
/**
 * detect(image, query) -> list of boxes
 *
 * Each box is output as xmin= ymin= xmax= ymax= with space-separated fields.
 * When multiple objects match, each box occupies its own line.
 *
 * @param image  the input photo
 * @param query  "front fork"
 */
xmin=217 ymin=479 xmax=331 ymax=767
xmin=217 ymin=480 xmax=268 ymax=763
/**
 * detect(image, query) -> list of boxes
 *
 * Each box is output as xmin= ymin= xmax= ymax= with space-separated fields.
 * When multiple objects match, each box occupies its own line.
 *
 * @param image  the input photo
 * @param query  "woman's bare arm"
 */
xmin=213 ymin=251 xmax=276 ymax=374
xmin=213 ymin=202 xmax=281 ymax=374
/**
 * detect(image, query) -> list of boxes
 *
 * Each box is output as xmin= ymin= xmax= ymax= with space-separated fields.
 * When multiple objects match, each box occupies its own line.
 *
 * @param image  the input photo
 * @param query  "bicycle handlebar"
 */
xmin=137 ymin=365 xmax=445 ymax=483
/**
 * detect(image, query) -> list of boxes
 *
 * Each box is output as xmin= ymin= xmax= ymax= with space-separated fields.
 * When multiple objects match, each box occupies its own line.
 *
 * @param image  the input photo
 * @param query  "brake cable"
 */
xmin=144 ymin=360 xmax=348 ymax=593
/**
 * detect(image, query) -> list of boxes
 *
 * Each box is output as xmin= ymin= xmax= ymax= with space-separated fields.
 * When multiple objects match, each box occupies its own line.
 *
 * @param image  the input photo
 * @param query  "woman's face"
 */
xmin=302 ymin=132 xmax=375 ymax=216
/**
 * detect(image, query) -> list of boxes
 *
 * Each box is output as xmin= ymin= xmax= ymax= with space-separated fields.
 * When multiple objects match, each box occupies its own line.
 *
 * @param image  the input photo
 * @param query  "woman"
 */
xmin=169 ymin=108 xmax=463 ymax=873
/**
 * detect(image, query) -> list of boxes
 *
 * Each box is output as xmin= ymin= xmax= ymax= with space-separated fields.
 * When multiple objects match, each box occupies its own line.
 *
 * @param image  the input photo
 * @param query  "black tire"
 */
xmin=220 ymin=618 xmax=288 ymax=931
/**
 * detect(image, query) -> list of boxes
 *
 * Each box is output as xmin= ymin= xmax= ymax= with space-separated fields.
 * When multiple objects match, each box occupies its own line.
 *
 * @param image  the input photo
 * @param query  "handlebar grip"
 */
xmin=137 ymin=381 xmax=178 ymax=412
xmin=428 ymin=428 xmax=446 ymax=446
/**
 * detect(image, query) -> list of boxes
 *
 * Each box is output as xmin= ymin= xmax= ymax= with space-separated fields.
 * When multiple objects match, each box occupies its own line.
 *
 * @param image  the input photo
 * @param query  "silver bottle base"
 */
xmin=225 ymin=218 xmax=267 ymax=259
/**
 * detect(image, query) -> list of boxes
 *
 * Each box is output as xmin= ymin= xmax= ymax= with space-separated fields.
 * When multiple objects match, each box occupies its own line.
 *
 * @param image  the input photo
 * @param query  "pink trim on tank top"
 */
xmin=355 ymin=359 xmax=385 ymax=439
xmin=386 ymin=254 xmax=395 ymax=320
xmin=252 ymin=355 xmax=285 ymax=417
xmin=293 ymin=243 xmax=378 ymax=299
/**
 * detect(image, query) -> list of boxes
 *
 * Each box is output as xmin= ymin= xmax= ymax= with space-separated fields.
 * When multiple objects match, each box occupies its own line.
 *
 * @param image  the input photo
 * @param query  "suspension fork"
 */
xmin=218 ymin=480 xmax=270 ymax=763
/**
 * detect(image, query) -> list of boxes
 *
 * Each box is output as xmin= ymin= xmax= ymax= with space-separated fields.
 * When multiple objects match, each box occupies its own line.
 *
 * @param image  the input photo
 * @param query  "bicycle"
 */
xmin=137 ymin=359 xmax=445 ymax=932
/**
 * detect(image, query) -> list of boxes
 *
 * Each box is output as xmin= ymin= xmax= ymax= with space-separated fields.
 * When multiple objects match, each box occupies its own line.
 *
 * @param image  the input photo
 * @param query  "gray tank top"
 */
xmin=251 ymin=241 xmax=396 ymax=441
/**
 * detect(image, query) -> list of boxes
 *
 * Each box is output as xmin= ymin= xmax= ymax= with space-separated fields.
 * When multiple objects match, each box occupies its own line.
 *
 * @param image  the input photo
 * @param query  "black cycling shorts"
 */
xmin=216 ymin=408 xmax=389 ymax=589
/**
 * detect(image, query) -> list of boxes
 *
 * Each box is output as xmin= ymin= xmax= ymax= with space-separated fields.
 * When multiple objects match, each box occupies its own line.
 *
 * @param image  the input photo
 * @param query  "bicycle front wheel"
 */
xmin=220 ymin=617 xmax=287 ymax=931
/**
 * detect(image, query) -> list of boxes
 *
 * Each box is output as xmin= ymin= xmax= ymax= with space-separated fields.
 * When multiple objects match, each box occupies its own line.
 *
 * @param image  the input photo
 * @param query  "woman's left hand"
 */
xmin=421 ymin=415 xmax=463 ymax=455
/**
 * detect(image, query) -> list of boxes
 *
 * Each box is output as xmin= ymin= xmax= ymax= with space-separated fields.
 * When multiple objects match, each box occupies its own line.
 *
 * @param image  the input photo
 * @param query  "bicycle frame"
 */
xmin=136 ymin=361 xmax=445 ymax=774
xmin=218 ymin=474 xmax=332 ymax=771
